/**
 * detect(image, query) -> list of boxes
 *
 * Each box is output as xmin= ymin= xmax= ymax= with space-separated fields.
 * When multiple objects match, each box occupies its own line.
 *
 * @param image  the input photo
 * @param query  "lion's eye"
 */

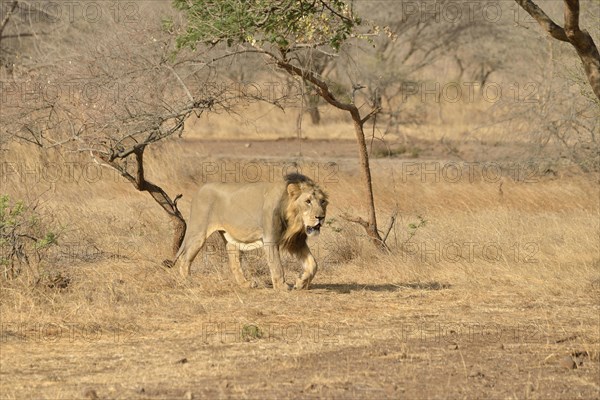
xmin=305 ymin=199 xmax=312 ymax=205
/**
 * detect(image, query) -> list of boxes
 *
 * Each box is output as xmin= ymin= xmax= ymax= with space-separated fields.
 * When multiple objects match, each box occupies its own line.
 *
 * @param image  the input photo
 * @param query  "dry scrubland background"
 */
xmin=1 ymin=0 xmax=599 ymax=399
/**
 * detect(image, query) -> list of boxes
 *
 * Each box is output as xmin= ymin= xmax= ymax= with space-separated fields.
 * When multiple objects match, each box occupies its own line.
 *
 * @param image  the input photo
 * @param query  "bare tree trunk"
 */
xmin=170 ymin=216 xmax=187 ymax=257
xmin=307 ymin=95 xmax=321 ymax=125
xmin=562 ymin=0 xmax=600 ymax=99
xmin=515 ymin=0 xmax=600 ymax=100
xmin=0 ymin=0 xmax=18 ymax=44
xmin=99 ymin=145 xmax=186 ymax=258
xmin=350 ymin=110 xmax=384 ymax=248
xmin=275 ymin=58 xmax=386 ymax=248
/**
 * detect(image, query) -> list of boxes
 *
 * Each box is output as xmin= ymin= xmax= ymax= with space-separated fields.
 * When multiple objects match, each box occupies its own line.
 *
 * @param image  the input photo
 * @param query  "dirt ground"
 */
xmin=2 ymin=284 xmax=599 ymax=399
xmin=1 ymin=138 xmax=599 ymax=399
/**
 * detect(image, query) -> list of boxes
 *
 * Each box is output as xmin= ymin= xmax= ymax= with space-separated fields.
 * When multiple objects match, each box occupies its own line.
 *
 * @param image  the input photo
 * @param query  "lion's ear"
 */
xmin=287 ymin=183 xmax=301 ymax=198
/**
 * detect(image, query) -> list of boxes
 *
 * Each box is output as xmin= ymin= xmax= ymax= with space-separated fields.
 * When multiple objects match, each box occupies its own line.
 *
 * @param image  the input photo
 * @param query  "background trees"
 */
xmin=0 ymin=2 xmax=233 ymax=255
xmin=1 ymin=0 xmax=598 ymax=263
xmin=172 ymin=0 xmax=409 ymax=247
xmin=514 ymin=0 xmax=599 ymax=100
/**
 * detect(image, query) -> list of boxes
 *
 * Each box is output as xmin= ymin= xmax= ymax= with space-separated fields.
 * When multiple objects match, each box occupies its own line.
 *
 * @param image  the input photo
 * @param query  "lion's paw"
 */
xmin=294 ymin=279 xmax=310 ymax=290
xmin=273 ymin=282 xmax=292 ymax=291
xmin=237 ymin=280 xmax=253 ymax=289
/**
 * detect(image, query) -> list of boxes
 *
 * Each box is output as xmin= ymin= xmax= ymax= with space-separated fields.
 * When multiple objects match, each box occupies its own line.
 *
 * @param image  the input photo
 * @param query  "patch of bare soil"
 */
xmin=2 ymin=281 xmax=598 ymax=399
xmin=1 ymin=138 xmax=598 ymax=399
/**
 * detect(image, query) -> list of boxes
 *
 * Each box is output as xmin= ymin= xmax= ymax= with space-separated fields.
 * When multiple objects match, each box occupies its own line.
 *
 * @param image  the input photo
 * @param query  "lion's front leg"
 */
xmin=263 ymin=243 xmax=289 ymax=290
xmin=225 ymin=242 xmax=252 ymax=288
xmin=294 ymin=245 xmax=317 ymax=290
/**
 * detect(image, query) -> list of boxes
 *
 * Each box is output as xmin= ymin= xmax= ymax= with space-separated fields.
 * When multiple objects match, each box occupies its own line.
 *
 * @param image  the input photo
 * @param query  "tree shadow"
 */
xmin=312 ymin=281 xmax=451 ymax=293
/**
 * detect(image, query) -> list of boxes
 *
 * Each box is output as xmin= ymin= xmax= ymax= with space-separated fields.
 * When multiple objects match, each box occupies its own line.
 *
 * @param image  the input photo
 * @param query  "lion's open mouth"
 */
xmin=306 ymin=222 xmax=321 ymax=236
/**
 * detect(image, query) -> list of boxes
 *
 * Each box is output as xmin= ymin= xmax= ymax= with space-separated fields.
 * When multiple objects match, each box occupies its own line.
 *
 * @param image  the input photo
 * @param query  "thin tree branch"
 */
xmin=0 ymin=0 xmax=18 ymax=42
xmin=340 ymin=212 xmax=370 ymax=229
xmin=514 ymin=0 xmax=600 ymax=99
xmin=360 ymin=106 xmax=381 ymax=125
xmin=514 ymin=0 xmax=569 ymax=42
xmin=166 ymin=65 xmax=194 ymax=102
xmin=381 ymin=210 xmax=398 ymax=244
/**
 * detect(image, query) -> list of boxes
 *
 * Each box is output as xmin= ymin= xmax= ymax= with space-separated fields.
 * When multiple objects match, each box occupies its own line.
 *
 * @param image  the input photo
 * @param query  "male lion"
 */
xmin=174 ymin=173 xmax=328 ymax=290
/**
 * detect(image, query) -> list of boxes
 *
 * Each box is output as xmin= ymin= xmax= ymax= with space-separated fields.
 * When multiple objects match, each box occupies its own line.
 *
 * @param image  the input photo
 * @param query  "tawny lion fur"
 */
xmin=174 ymin=173 xmax=328 ymax=290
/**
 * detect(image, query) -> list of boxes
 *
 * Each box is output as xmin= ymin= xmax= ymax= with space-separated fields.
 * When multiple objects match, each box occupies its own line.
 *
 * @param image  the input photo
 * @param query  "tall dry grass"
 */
xmin=2 ymin=133 xmax=598 ymax=323
xmin=2 ymin=123 xmax=599 ymax=399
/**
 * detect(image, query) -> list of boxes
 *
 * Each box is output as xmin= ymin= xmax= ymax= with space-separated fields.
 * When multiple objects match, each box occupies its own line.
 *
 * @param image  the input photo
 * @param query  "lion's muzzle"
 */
xmin=305 ymin=221 xmax=322 ymax=236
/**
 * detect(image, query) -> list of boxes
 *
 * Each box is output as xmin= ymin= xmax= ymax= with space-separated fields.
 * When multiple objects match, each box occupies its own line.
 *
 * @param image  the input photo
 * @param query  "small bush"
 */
xmin=241 ymin=324 xmax=262 ymax=341
xmin=0 ymin=195 xmax=59 ymax=279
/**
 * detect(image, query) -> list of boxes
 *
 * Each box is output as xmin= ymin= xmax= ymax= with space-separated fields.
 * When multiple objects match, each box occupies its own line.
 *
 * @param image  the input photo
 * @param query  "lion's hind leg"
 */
xmin=174 ymin=233 xmax=209 ymax=277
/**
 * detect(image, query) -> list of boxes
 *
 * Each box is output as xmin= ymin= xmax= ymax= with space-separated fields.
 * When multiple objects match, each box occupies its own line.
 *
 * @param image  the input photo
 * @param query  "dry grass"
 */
xmin=1 ymin=129 xmax=599 ymax=399
xmin=185 ymin=98 xmax=516 ymax=143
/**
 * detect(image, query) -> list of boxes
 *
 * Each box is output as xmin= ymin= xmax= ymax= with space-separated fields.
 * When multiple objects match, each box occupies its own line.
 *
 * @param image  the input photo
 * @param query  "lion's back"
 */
xmin=190 ymin=181 xmax=284 ymax=226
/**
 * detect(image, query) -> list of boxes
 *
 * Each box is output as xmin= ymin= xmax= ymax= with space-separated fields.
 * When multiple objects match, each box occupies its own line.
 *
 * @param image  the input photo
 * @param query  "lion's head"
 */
xmin=280 ymin=173 xmax=328 ymax=253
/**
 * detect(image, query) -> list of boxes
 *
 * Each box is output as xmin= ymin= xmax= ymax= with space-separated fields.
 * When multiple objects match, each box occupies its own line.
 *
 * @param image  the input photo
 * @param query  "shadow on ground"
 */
xmin=312 ymin=282 xmax=451 ymax=293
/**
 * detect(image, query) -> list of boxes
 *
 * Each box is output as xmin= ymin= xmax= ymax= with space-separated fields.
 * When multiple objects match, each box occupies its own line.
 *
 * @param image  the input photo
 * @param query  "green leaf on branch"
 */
xmin=172 ymin=0 xmax=361 ymax=52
